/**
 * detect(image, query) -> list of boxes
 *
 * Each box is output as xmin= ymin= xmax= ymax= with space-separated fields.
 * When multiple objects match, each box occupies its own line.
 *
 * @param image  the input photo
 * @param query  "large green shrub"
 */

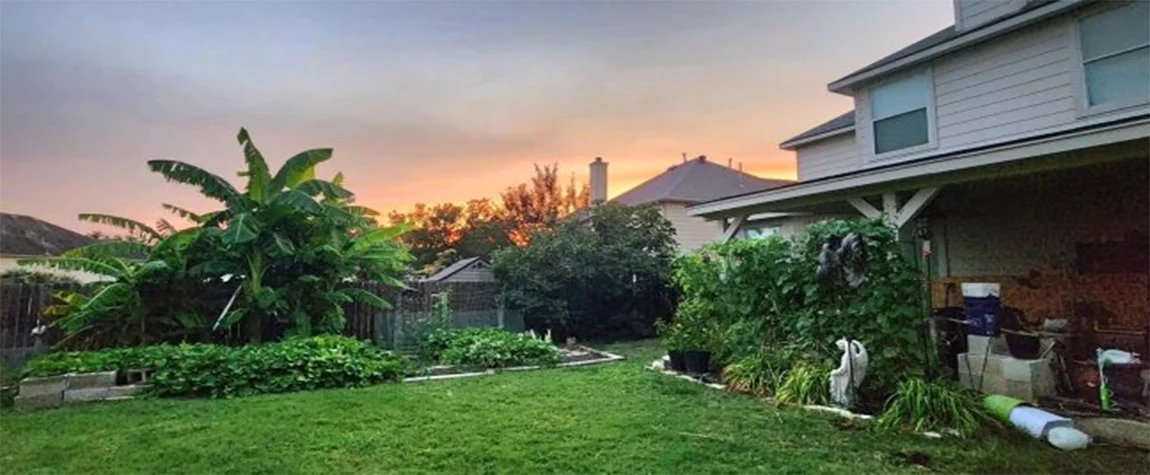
xmin=671 ymin=218 xmax=925 ymax=399
xmin=493 ymin=202 xmax=677 ymax=341
xmin=24 ymin=129 xmax=412 ymax=347
xmin=23 ymin=345 xmax=183 ymax=378
xmin=22 ymin=336 xmax=408 ymax=398
xmin=422 ymin=328 xmax=563 ymax=368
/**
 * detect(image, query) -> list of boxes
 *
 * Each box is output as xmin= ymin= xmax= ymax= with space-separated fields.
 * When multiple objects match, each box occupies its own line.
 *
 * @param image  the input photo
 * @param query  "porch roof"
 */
xmin=688 ymin=115 xmax=1150 ymax=220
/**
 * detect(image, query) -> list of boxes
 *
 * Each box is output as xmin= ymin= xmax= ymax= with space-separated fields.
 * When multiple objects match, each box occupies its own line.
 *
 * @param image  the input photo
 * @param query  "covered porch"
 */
xmin=690 ymin=123 xmax=1149 ymax=410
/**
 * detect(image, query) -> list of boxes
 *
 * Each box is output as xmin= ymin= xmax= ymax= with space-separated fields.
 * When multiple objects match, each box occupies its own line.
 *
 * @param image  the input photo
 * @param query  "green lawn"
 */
xmin=1 ymin=340 xmax=1146 ymax=474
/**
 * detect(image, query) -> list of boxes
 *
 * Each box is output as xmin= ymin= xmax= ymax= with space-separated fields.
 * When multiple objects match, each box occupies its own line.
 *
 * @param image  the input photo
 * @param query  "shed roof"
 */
xmin=613 ymin=157 xmax=792 ymax=205
xmin=422 ymin=257 xmax=488 ymax=283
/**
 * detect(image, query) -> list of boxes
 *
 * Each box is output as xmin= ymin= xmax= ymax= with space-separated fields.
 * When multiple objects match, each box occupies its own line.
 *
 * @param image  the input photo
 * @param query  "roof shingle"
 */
xmin=613 ymin=157 xmax=792 ymax=205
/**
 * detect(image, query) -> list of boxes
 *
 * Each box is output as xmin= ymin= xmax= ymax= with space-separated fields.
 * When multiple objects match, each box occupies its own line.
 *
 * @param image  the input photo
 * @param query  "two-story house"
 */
xmin=587 ymin=156 xmax=792 ymax=252
xmin=689 ymin=1 xmax=1148 ymax=344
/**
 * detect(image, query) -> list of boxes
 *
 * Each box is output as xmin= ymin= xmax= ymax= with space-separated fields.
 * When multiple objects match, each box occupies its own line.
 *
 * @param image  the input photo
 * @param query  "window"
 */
xmin=744 ymin=226 xmax=780 ymax=240
xmin=870 ymin=71 xmax=932 ymax=154
xmin=1078 ymin=2 xmax=1150 ymax=110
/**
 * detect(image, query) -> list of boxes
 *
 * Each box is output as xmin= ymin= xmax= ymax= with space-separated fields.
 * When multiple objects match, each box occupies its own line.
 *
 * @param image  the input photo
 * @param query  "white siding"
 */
xmin=661 ymin=203 xmax=723 ymax=252
xmin=934 ymin=18 xmax=1079 ymax=149
xmin=855 ymin=16 xmax=1115 ymax=165
xmin=796 ymin=133 xmax=861 ymax=181
xmin=956 ymin=0 xmax=1027 ymax=31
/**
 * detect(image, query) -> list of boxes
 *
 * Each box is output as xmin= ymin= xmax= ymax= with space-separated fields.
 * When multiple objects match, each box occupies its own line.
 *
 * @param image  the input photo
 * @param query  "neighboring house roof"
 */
xmin=828 ymin=0 xmax=1064 ymax=92
xmin=613 ymin=156 xmax=792 ymax=206
xmin=780 ymin=111 xmax=856 ymax=149
xmin=422 ymin=257 xmax=486 ymax=283
xmin=0 ymin=213 xmax=94 ymax=256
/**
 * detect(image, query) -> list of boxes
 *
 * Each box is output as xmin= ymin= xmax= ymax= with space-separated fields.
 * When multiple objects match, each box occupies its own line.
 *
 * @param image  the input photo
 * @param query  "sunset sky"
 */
xmin=0 ymin=1 xmax=953 ymax=233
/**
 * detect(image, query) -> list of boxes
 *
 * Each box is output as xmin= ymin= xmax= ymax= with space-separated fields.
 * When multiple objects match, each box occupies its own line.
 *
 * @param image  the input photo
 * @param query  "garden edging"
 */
xmin=647 ymin=358 xmax=959 ymax=438
xmin=404 ymin=346 xmax=624 ymax=383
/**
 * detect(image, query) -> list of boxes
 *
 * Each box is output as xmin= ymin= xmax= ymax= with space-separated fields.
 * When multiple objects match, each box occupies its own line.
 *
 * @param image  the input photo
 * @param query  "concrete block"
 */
xmin=960 ymin=370 xmax=1007 ymax=394
xmin=63 ymin=387 xmax=110 ymax=404
xmin=107 ymin=384 xmax=149 ymax=398
xmin=67 ymin=371 xmax=116 ymax=389
xmin=1002 ymin=357 xmax=1049 ymax=382
xmin=967 ymin=335 xmax=1009 ymax=356
xmin=19 ymin=375 xmax=68 ymax=397
xmin=15 ymin=392 xmax=62 ymax=411
xmin=957 ymin=354 xmax=1003 ymax=375
xmin=1076 ymin=418 xmax=1150 ymax=450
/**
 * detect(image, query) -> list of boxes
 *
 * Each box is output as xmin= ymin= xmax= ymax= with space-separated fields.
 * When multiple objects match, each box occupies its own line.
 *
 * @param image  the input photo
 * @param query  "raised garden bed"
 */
xmin=404 ymin=345 xmax=623 ymax=383
xmin=15 ymin=371 xmax=151 ymax=411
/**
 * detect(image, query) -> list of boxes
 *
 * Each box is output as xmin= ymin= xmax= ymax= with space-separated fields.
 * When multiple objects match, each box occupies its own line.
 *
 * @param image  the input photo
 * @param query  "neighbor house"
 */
xmin=588 ymin=156 xmax=792 ymax=252
xmin=688 ymin=0 xmax=1148 ymax=352
xmin=0 ymin=213 xmax=104 ymax=283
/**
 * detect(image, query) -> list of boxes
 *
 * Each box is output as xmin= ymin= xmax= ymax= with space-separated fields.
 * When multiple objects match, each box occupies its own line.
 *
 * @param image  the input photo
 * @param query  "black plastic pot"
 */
xmin=668 ymin=351 xmax=687 ymax=372
xmin=684 ymin=350 xmax=712 ymax=374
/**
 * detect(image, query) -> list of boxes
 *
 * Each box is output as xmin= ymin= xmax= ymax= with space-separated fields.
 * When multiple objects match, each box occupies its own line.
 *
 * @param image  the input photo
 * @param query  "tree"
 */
xmin=492 ymin=202 xmax=676 ymax=341
xmin=22 ymin=221 xmax=219 ymax=349
xmin=148 ymin=128 xmax=410 ymax=340
xmin=30 ymin=128 xmax=412 ymax=346
xmin=499 ymin=164 xmax=589 ymax=244
xmin=387 ymin=203 xmax=465 ymax=272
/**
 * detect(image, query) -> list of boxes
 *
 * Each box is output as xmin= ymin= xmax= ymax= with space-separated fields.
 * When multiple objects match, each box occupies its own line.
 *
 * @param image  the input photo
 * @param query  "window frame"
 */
xmin=743 ymin=225 xmax=781 ymax=240
xmin=866 ymin=66 xmax=939 ymax=162
xmin=1069 ymin=1 xmax=1150 ymax=118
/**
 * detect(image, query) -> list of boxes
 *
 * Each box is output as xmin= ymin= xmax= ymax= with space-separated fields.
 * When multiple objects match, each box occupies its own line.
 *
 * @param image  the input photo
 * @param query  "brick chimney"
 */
xmin=589 ymin=157 xmax=608 ymax=204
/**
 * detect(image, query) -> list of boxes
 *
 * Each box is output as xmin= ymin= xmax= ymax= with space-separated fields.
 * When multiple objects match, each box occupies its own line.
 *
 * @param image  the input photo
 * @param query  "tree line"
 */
xmin=387 ymin=164 xmax=589 ymax=275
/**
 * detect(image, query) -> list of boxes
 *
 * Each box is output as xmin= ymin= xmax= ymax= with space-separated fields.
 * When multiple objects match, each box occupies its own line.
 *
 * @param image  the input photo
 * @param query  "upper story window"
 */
xmin=1078 ymin=2 xmax=1150 ymax=111
xmin=870 ymin=71 xmax=932 ymax=155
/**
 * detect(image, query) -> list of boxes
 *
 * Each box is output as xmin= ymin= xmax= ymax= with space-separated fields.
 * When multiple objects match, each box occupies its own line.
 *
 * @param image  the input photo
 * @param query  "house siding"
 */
xmin=854 ymin=15 xmax=1110 ymax=166
xmin=661 ymin=202 xmax=723 ymax=252
xmin=796 ymin=133 xmax=860 ymax=181
xmin=934 ymin=18 xmax=1079 ymax=149
xmin=956 ymin=0 xmax=1027 ymax=31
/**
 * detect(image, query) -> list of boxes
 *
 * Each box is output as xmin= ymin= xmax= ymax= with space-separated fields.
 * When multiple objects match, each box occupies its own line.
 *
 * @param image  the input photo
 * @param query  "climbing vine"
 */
xmin=669 ymin=218 xmax=925 ymax=397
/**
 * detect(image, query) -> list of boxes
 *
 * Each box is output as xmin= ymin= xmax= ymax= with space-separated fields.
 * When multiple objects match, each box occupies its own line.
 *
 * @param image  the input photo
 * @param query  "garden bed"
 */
xmin=404 ymin=345 xmax=623 ymax=383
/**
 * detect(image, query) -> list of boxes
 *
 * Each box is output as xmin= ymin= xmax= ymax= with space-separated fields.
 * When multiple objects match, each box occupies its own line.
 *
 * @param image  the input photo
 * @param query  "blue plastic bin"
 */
xmin=962 ymin=283 xmax=1001 ymax=337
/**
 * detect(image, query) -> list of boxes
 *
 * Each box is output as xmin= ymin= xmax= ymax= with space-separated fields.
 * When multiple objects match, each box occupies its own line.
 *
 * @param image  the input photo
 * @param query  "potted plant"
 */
xmin=681 ymin=324 xmax=712 ymax=374
xmin=657 ymin=320 xmax=688 ymax=372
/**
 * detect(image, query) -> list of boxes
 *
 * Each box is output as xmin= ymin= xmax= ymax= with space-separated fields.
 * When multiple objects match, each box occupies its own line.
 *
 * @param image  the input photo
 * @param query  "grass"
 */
xmin=1 ymin=340 xmax=1146 ymax=474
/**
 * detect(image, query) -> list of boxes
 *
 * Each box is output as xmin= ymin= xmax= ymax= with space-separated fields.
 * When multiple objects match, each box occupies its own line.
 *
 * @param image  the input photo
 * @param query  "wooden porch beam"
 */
xmin=894 ymin=187 xmax=941 ymax=229
xmin=847 ymin=198 xmax=882 ymax=220
xmin=722 ymin=215 xmax=746 ymax=242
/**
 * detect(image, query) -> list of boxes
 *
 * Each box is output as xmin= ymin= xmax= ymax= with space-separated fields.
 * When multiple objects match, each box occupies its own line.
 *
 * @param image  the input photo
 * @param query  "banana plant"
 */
xmin=21 ymin=243 xmax=165 ymax=348
xmin=147 ymin=128 xmax=407 ymax=340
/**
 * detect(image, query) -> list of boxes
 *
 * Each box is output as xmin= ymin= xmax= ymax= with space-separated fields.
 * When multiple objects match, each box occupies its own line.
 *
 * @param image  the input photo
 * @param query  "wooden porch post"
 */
xmin=721 ymin=215 xmax=747 ymax=242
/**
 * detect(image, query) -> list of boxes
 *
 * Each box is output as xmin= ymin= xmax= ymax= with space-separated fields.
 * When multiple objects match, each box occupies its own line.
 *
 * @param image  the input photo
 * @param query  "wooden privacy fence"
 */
xmin=0 ymin=281 xmax=512 ymax=366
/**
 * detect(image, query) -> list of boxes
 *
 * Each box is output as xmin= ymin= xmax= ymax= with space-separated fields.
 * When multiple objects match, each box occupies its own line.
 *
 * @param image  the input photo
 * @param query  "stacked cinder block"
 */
xmin=958 ymin=335 xmax=1055 ymax=402
xmin=14 ymin=372 xmax=149 ymax=411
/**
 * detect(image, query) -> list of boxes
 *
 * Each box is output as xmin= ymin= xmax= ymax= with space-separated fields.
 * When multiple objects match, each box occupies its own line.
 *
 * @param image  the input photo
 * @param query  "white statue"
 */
xmin=830 ymin=338 xmax=868 ymax=408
